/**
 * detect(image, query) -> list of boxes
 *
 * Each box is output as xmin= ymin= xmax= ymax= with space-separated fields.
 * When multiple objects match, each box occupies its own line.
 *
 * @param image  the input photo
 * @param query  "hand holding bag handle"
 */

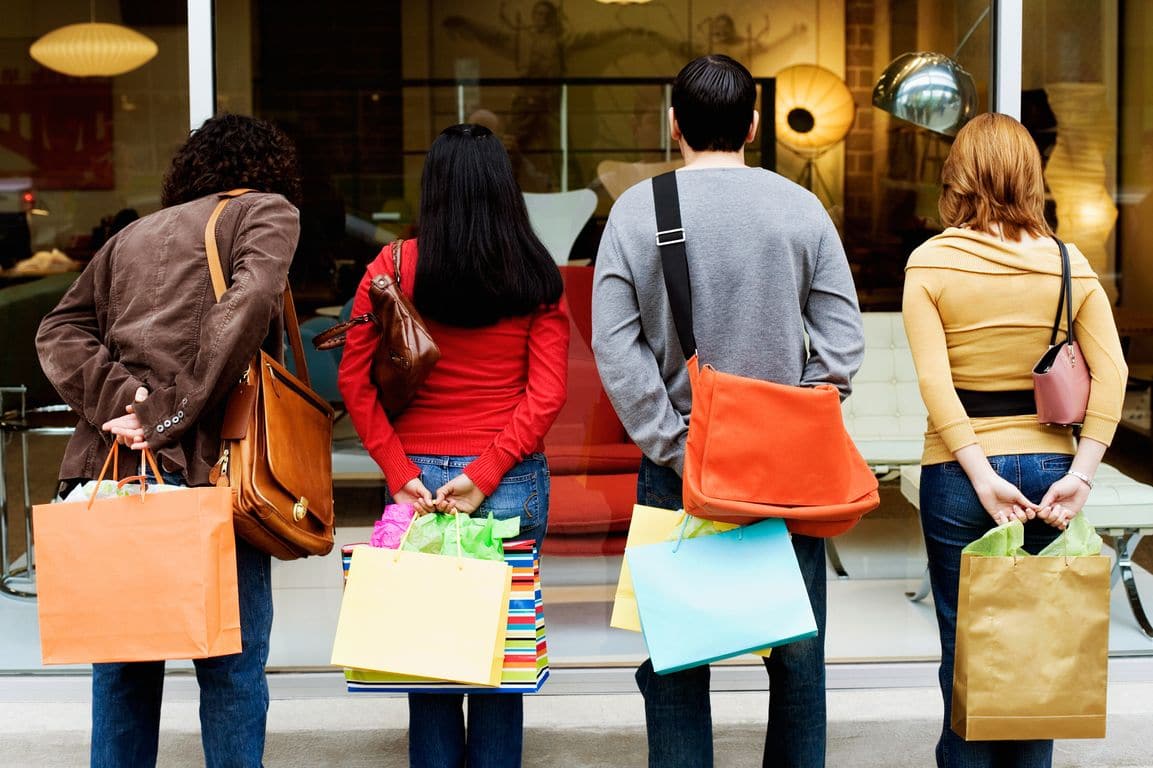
xmin=86 ymin=445 xmax=165 ymax=508
xmin=1032 ymin=237 xmax=1090 ymax=427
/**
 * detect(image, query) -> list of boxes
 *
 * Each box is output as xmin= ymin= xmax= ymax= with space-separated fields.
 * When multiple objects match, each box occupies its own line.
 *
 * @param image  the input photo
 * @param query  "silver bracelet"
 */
xmin=1065 ymin=470 xmax=1094 ymax=490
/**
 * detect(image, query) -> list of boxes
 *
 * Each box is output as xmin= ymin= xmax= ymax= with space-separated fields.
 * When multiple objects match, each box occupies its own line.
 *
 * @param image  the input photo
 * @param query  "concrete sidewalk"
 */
xmin=2 ymin=676 xmax=1152 ymax=767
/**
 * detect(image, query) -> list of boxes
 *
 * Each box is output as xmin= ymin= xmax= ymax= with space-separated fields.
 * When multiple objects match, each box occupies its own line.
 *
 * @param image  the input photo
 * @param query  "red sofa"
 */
xmin=541 ymin=266 xmax=640 ymax=556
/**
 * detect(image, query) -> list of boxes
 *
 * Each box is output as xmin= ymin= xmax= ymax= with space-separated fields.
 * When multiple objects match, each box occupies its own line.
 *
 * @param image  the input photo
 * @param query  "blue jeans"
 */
xmin=634 ymin=458 xmax=828 ymax=768
xmin=920 ymin=453 xmax=1070 ymax=768
xmin=403 ymin=453 xmax=550 ymax=768
xmin=91 ymin=470 xmax=274 ymax=768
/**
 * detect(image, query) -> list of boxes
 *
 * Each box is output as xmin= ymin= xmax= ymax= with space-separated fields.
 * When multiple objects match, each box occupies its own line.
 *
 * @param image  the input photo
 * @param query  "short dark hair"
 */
xmin=161 ymin=114 xmax=301 ymax=207
xmin=671 ymin=55 xmax=756 ymax=152
xmin=414 ymin=124 xmax=563 ymax=328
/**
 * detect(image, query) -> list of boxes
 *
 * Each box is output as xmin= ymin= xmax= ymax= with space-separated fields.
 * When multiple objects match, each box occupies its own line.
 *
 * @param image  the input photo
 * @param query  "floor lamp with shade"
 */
xmin=871 ymin=7 xmax=987 ymax=137
xmin=774 ymin=64 xmax=855 ymax=208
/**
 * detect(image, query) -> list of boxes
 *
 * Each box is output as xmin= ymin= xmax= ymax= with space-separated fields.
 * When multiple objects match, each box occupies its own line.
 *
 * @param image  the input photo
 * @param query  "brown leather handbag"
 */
xmin=313 ymin=239 xmax=440 ymax=415
xmin=206 ymin=190 xmax=336 ymax=560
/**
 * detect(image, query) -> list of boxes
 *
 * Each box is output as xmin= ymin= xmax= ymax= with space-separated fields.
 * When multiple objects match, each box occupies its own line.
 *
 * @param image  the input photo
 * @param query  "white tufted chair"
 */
xmin=841 ymin=312 xmax=928 ymax=471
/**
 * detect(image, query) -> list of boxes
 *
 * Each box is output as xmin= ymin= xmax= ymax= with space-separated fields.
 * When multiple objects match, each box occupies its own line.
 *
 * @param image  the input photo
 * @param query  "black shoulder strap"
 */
xmin=652 ymin=171 xmax=696 ymax=359
xmin=1050 ymin=236 xmax=1075 ymax=347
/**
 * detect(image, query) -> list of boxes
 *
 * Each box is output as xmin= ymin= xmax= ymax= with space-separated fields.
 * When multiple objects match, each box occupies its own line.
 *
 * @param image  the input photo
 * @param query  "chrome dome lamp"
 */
xmin=872 ymin=7 xmax=988 ymax=136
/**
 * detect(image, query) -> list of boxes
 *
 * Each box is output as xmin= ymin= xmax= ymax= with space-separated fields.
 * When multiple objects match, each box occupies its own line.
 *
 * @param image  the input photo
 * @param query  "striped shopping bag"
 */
xmin=340 ymin=540 xmax=549 ymax=693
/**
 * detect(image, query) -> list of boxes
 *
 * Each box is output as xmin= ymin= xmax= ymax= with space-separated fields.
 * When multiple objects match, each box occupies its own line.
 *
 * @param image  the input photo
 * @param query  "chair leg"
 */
xmin=906 ymin=566 xmax=931 ymax=602
xmin=1113 ymin=532 xmax=1153 ymax=640
xmin=826 ymin=539 xmax=849 ymax=579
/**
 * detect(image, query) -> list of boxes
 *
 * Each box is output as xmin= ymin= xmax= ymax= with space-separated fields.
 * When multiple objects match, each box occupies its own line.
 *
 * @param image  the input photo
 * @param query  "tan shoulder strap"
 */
xmin=204 ymin=194 xmax=235 ymax=301
xmin=203 ymin=189 xmax=310 ymax=386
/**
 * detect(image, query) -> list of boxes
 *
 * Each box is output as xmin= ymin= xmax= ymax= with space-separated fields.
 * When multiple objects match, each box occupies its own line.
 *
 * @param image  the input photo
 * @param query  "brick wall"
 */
xmin=844 ymin=0 xmax=876 ymax=240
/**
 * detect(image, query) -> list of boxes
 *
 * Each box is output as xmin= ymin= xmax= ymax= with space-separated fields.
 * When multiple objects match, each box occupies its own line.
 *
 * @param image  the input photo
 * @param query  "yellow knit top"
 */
xmin=902 ymin=228 xmax=1128 ymax=466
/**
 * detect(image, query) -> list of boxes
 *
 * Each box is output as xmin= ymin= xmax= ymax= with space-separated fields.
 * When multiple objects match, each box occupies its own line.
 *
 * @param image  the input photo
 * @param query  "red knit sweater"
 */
xmin=338 ymin=240 xmax=569 ymax=496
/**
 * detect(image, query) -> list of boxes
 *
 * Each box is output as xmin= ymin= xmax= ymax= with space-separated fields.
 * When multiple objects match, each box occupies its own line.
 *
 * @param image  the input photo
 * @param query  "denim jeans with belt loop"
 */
xmin=90 ymin=466 xmax=274 ymax=768
xmin=403 ymin=453 xmax=550 ymax=768
xmin=633 ymin=457 xmax=829 ymax=768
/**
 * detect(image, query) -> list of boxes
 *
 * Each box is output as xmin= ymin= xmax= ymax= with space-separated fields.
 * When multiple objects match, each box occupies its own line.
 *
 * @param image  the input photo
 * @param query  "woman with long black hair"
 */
xmin=339 ymin=123 xmax=568 ymax=767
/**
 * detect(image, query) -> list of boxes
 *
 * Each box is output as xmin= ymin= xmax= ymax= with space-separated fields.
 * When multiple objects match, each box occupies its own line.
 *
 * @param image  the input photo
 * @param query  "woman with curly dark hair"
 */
xmin=36 ymin=114 xmax=302 ymax=768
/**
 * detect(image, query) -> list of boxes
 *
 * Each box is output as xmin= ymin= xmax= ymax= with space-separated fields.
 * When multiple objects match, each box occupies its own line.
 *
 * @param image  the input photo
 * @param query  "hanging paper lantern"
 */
xmin=30 ymin=23 xmax=158 ymax=78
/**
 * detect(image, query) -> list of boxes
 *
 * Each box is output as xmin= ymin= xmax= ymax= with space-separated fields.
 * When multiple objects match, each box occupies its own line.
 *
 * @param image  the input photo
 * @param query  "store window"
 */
xmin=8 ymin=0 xmax=1153 ymax=680
xmin=1115 ymin=1 xmax=1153 ymax=360
xmin=848 ymin=0 xmax=991 ymax=309
xmin=0 ymin=1 xmax=189 ymax=621
xmin=4 ymin=0 xmax=1147 ymax=678
xmin=1 ymin=1 xmax=189 ymax=275
xmin=205 ymin=0 xmax=1003 ymax=674
xmin=1021 ymin=0 xmax=1153 ymax=654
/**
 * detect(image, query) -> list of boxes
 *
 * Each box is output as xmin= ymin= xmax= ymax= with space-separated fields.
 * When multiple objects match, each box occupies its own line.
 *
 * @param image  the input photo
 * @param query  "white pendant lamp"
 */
xmin=29 ymin=2 xmax=157 ymax=78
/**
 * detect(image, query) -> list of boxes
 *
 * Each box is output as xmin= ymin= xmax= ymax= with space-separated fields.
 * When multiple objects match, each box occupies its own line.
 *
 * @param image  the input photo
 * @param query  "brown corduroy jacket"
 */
xmin=36 ymin=191 xmax=300 ymax=485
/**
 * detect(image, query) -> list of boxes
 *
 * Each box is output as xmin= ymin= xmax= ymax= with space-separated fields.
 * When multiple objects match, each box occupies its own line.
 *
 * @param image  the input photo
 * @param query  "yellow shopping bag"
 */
xmin=331 ymin=542 xmax=512 ymax=686
xmin=611 ymin=504 xmax=771 ymax=658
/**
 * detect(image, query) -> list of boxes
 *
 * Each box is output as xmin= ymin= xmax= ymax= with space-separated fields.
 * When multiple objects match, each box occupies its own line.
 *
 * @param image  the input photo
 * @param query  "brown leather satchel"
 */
xmin=206 ymin=190 xmax=335 ymax=560
xmin=313 ymin=239 xmax=440 ymax=415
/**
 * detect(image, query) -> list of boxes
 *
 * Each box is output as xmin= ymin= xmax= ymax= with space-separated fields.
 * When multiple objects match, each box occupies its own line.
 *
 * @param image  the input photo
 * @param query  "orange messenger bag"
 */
xmin=652 ymin=171 xmax=878 ymax=537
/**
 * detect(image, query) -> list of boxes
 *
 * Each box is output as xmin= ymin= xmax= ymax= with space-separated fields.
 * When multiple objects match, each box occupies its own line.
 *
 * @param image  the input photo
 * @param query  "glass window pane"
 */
xmin=205 ymin=0 xmax=1145 ymax=679
xmin=1 ymin=0 xmax=189 ymax=632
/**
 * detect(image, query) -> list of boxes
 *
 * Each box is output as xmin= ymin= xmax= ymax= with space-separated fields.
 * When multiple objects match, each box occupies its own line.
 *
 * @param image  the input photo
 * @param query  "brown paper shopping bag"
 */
xmin=34 ymin=449 xmax=241 ymax=664
xmin=952 ymin=552 xmax=1111 ymax=740
xmin=331 ymin=545 xmax=512 ymax=686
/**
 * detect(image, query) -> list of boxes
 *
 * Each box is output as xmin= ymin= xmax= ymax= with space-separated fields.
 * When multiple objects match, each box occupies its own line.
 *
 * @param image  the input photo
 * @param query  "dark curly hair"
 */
xmin=161 ymin=114 xmax=301 ymax=207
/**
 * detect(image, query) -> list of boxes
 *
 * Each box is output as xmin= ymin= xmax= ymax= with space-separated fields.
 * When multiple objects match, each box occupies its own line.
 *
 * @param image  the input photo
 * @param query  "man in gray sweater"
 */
xmin=592 ymin=55 xmax=865 ymax=768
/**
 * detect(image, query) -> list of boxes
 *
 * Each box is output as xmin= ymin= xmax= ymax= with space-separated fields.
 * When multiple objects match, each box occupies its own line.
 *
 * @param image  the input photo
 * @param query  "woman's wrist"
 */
xmin=1065 ymin=470 xmax=1094 ymax=490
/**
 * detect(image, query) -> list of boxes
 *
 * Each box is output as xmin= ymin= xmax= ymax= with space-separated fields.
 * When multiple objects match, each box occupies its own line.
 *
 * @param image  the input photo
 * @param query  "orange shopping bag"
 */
xmin=33 ymin=447 xmax=241 ymax=664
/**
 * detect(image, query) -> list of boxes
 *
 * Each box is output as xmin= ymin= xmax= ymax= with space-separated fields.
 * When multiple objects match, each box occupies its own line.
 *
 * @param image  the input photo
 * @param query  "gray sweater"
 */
xmin=591 ymin=166 xmax=864 ymax=474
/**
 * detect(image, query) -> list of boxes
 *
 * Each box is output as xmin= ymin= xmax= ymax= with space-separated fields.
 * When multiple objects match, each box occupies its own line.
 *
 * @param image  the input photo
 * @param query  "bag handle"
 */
xmin=671 ymin=512 xmax=690 ymax=554
xmin=309 ymin=239 xmax=407 ymax=351
xmin=391 ymin=510 xmax=466 ymax=569
xmin=1049 ymin=237 xmax=1075 ymax=348
xmin=87 ymin=445 xmax=164 ymax=508
xmin=652 ymin=172 xmax=697 ymax=360
xmin=391 ymin=239 xmax=405 ymax=286
xmin=311 ymin=314 xmax=374 ymax=350
xmin=203 ymin=189 xmax=310 ymax=386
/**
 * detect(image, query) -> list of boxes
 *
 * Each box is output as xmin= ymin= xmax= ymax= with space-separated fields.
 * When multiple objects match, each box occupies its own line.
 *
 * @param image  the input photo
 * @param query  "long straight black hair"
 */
xmin=414 ymin=124 xmax=563 ymax=327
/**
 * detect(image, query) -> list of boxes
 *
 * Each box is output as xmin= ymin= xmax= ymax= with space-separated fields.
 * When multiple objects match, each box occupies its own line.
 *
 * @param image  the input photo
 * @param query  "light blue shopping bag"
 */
xmin=627 ymin=516 xmax=817 ymax=674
